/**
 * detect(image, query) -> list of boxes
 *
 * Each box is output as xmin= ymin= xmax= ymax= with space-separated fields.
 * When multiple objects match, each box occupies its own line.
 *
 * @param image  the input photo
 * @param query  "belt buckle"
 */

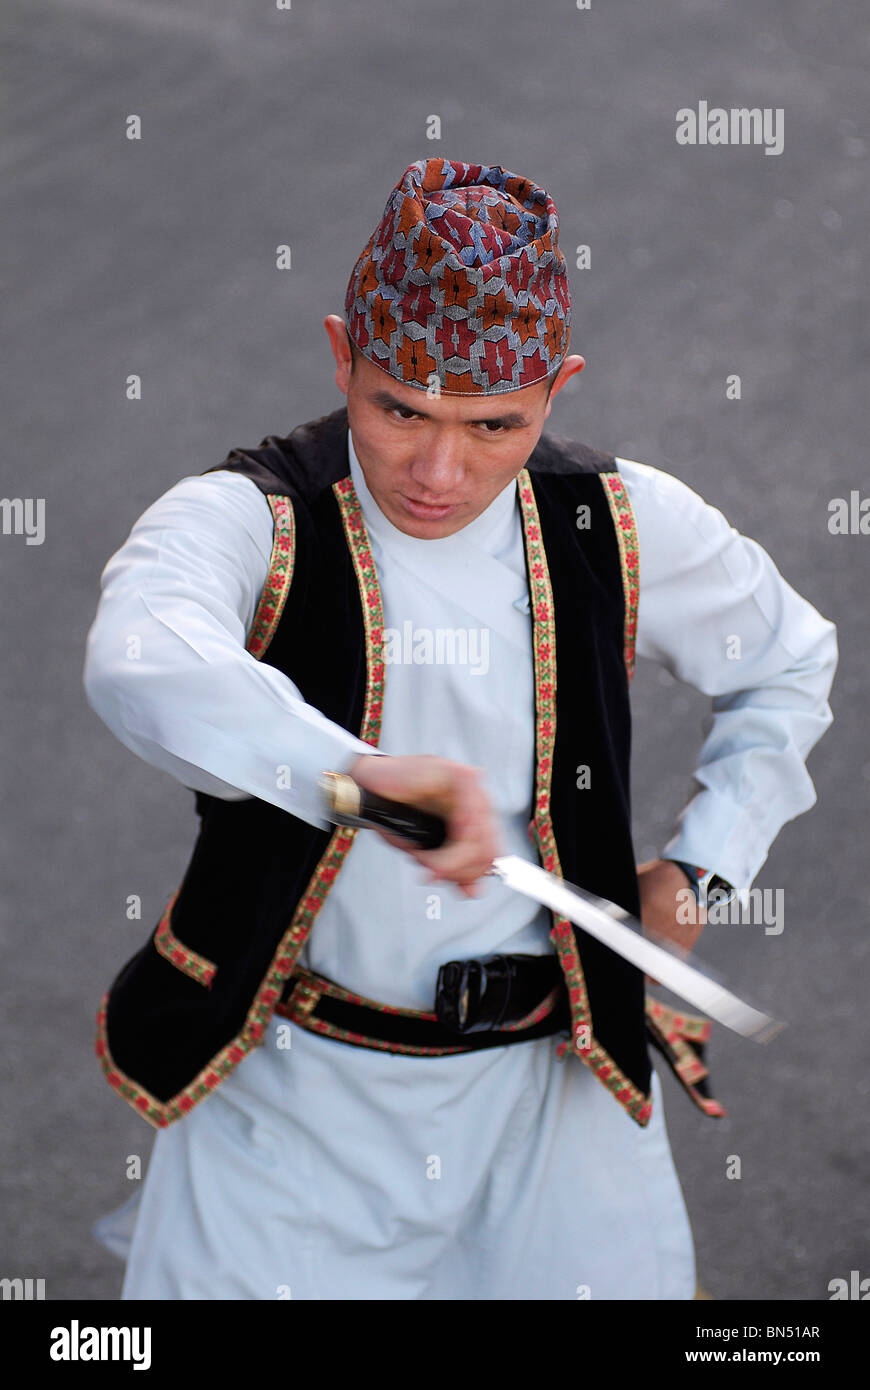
xmin=435 ymin=954 xmax=519 ymax=1035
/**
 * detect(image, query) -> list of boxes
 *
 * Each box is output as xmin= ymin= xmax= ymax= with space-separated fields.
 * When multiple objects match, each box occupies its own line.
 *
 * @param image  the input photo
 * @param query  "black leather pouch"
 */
xmin=435 ymin=953 xmax=562 ymax=1034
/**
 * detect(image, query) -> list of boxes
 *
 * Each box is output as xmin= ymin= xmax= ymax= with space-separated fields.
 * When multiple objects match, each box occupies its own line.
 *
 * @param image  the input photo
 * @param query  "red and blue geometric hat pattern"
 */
xmin=344 ymin=158 xmax=572 ymax=395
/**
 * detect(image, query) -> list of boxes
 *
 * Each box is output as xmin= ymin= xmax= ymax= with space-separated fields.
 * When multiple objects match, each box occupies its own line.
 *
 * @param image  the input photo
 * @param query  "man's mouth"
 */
xmin=399 ymin=493 xmax=459 ymax=520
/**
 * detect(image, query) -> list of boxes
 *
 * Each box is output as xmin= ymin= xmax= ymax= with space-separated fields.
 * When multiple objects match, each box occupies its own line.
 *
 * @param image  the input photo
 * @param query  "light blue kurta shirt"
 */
xmin=84 ymin=428 xmax=836 ymax=1298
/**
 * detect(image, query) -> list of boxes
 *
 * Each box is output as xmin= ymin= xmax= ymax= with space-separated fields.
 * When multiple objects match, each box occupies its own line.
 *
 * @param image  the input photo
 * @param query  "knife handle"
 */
xmin=320 ymin=772 xmax=448 ymax=850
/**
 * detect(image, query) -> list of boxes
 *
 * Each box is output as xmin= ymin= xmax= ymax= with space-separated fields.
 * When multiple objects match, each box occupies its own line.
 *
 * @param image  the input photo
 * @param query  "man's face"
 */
xmin=325 ymin=316 xmax=573 ymax=539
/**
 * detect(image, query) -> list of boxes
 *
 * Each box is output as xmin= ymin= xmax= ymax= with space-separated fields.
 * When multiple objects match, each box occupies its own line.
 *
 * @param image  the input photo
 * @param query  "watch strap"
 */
xmin=665 ymin=859 xmax=706 ymax=903
xmin=664 ymin=859 xmax=736 ymax=908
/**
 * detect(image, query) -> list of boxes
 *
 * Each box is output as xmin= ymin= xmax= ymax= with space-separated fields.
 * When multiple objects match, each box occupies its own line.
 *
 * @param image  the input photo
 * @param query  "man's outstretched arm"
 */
xmin=83 ymin=470 xmax=377 ymax=828
xmin=83 ymin=469 xmax=501 ymax=889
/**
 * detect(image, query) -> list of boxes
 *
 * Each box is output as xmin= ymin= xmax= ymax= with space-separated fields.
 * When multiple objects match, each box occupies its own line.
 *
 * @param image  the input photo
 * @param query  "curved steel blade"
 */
xmin=490 ymin=855 xmax=783 ymax=1042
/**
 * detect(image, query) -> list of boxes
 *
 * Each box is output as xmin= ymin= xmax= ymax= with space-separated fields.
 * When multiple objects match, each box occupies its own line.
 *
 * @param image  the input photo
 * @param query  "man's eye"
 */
xmin=479 ymin=421 xmax=507 ymax=433
xmin=391 ymin=407 xmax=419 ymax=421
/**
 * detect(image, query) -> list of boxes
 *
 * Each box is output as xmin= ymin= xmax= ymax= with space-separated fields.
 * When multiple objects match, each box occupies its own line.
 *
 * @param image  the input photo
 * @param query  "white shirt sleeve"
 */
xmin=616 ymin=458 xmax=838 ymax=890
xmin=83 ymin=470 xmax=381 ymax=830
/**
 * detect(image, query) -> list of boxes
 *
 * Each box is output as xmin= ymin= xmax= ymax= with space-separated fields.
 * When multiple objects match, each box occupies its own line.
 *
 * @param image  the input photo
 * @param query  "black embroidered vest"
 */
xmin=96 ymin=405 xmax=656 ymax=1129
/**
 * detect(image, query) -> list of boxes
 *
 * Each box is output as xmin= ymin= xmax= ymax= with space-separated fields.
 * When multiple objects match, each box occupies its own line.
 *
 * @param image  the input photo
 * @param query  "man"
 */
xmin=84 ymin=158 xmax=837 ymax=1300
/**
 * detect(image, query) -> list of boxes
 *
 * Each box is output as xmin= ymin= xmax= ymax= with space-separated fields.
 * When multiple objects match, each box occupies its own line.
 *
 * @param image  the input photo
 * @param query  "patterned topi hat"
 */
xmin=344 ymin=158 xmax=572 ymax=396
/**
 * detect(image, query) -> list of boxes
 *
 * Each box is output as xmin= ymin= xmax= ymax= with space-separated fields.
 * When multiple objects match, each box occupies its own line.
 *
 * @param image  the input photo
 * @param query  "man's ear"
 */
xmin=544 ymin=355 xmax=585 ymax=417
xmin=324 ymin=314 xmax=352 ymax=394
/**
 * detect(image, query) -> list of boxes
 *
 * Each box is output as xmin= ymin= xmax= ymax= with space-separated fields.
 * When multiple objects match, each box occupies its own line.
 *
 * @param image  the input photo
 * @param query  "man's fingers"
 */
xmin=351 ymin=754 xmax=502 ymax=891
xmin=413 ymin=768 xmax=501 ymax=887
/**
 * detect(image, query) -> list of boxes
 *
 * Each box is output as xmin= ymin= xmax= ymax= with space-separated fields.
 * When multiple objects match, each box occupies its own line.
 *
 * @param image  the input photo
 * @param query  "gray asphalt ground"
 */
xmin=1 ymin=0 xmax=868 ymax=1302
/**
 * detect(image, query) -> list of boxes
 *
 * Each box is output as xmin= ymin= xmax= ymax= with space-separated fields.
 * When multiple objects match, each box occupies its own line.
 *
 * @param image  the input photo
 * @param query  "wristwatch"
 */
xmin=665 ymin=860 xmax=737 ymax=909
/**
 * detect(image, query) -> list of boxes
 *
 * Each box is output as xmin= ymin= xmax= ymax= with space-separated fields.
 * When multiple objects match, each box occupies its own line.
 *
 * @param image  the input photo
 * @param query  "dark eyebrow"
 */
xmin=371 ymin=389 xmax=530 ymax=428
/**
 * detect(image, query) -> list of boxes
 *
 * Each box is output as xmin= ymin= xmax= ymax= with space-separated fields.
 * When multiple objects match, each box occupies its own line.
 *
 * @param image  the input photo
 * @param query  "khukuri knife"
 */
xmin=319 ymin=771 xmax=783 ymax=1043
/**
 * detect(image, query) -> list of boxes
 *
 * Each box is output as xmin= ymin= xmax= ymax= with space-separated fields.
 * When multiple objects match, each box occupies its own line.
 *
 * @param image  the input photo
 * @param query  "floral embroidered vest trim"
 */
xmin=516 ymin=473 xmax=650 ymax=1124
xmin=246 ymin=495 xmax=296 ymax=657
xmin=600 ymin=473 xmax=640 ymax=681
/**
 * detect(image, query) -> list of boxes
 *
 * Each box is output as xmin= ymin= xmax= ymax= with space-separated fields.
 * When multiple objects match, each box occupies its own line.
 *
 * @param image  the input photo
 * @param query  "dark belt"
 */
xmin=276 ymin=952 xmax=569 ymax=1056
xmin=274 ymin=954 xmax=729 ymax=1118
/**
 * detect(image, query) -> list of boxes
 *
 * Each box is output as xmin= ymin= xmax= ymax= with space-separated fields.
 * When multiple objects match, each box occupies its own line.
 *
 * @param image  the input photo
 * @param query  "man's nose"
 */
xmin=409 ymin=437 xmax=465 ymax=494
